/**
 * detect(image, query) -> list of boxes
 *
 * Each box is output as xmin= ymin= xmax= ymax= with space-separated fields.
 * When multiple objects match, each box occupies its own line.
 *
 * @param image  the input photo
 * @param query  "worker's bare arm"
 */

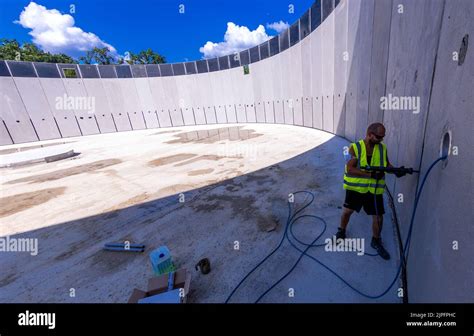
xmin=346 ymin=146 xmax=371 ymax=177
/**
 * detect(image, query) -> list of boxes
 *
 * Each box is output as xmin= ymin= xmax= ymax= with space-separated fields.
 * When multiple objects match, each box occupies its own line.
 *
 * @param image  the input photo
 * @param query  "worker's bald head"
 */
xmin=367 ymin=123 xmax=385 ymax=135
xmin=366 ymin=122 xmax=386 ymax=144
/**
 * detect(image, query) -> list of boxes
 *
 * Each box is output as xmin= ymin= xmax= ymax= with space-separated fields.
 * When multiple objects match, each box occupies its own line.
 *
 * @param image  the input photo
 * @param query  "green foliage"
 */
xmin=62 ymin=68 xmax=78 ymax=78
xmin=79 ymin=47 xmax=114 ymax=65
xmin=128 ymin=49 xmax=166 ymax=64
xmin=243 ymin=65 xmax=250 ymax=75
xmin=0 ymin=39 xmax=76 ymax=63
xmin=0 ymin=38 xmax=167 ymax=66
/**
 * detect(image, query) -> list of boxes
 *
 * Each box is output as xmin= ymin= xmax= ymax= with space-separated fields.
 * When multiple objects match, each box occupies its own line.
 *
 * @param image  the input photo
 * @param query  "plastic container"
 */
xmin=149 ymin=246 xmax=175 ymax=275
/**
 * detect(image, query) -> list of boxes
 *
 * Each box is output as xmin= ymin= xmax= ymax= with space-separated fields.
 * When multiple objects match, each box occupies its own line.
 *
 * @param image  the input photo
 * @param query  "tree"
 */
xmin=79 ymin=47 xmax=114 ymax=65
xmin=0 ymin=39 xmax=21 ymax=60
xmin=0 ymin=39 xmax=167 ymax=66
xmin=0 ymin=39 xmax=76 ymax=63
xmin=129 ymin=49 xmax=166 ymax=64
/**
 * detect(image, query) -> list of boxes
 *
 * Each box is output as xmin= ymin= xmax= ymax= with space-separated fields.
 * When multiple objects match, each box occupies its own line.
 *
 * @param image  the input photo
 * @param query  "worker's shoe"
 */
xmin=335 ymin=228 xmax=346 ymax=240
xmin=371 ymin=237 xmax=390 ymax=260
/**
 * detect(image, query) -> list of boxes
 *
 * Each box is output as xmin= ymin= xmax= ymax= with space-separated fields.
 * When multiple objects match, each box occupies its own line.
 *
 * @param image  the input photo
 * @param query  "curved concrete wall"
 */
xmin=0 ymin=0 xmax=472 ymax=302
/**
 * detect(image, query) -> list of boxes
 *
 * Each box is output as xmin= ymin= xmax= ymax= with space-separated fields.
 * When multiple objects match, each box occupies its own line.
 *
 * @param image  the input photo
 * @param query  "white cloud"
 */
xmin=266 ymin=20 xmax=290 ymax=33
xmin=15 ymin=2 xmax=117 ymax=57
xmin=199 ymin=22 xmax=272 ymax=59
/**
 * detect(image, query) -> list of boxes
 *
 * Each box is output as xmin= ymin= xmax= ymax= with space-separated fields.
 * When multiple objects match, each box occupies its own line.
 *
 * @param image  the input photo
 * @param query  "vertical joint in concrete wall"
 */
xmin=111 ymin=113 xmax=118 ymax=132
xmin=2 ymin=120 xmax=14 ymax=144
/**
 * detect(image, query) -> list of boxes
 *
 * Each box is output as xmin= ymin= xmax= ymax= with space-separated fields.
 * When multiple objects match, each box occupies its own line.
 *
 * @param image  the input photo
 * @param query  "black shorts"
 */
xmin=343 ymin=190 xmax=385 ymax=215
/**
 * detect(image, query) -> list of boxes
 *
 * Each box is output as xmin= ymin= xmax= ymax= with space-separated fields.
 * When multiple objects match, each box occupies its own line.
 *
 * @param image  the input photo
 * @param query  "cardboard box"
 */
xmin=128 ymin=268 xmax=191 ymax=304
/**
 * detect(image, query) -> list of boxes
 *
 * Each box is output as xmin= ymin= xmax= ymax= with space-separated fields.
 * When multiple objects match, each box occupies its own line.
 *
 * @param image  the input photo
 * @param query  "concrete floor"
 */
xmin=0 ymin=124 xmax=400 ymax=303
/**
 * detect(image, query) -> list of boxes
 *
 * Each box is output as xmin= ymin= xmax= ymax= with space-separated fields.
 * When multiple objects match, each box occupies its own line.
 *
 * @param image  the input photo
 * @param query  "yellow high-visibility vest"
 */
xmin=343 ymin=140 xmax=388 ymax=195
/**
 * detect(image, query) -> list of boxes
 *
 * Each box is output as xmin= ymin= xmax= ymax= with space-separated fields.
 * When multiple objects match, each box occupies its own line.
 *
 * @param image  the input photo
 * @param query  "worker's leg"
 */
xmin=372 ymin=215 xmax=383 ymax=238
xmin=340 ymin=207 xmax=354 ymax=231
xmin=337 ymin=190 xmax=362 ymax=239
xmin=365 ymin=193 xmax=390 ymax=260
xmin=336 ymin=207 xmax=354 ymax=240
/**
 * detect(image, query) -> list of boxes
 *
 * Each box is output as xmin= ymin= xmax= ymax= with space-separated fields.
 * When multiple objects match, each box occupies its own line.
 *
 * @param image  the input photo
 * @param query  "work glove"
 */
xmin=370 ymin=171 xmax=385 ymax=180
xmin=394 ymin=166 xmax=407 ymax=178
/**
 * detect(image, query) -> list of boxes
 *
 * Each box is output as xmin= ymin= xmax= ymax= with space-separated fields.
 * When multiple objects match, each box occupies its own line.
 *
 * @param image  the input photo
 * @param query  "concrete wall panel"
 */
xmin=38 ymin=78 xmax=81 ymax=137
xmin=245 ymin=104 xmax=257 ymax=123
xmin=62 ymin=78 xmax=100 ymax=135
xmin=169 ymin=108 xmax=185 ymax=126
xmin=134 ymin=78 xmax=159 ymax=129
xmin=175 ymin=75 xmax=195 ymax=109
xmin=288 ymin=44 xmax=303 ymax=99
xmin=204 ymin=106 xmax=217 ymax=124
xmin=383 ymin=0 xmax=444 ymax=233
xmin=0 ymin=77 xmax=38 ymax=143
xmin=160 ymin=77 xmax=179 ymax=109
xmin=13 ymin=77 xmax=60 ymax=140
xmin=293 ymin=97 xmax=304 ymax=126
xmin=182 ymin=107 xmax=196 ymax=126
xmin=321 ymin=11 xmax=335 ymax=133
xmin=279 ymin=50 xmax=292 ymax=101
xmin=274 ymin=100 xmax=285 ymax=124
xmin=235 ymin=104 xmax=247 ymax=123
xmin=118 ymin=79 xmax=146 ymax=130
xmin=225 ymin=104 xmax=237 ymax=123
xmin=216 ymin=105 xmax=228 ymax=124
xmin=367 ymin=0 xmax=392 ymax=124
xmin=82 ymin=79 xmax=117 ymax=133
xmin=303 ymin=96 xmax=313 ymax=127
xmin=142 ymin=110 xmax=160 ymax=129
xmin=194 ymin=106 xmax=206 ymax=125
xmin=157 ymin=109 xmax=172 ymax=127
xmin=102 ymin=79 xmax=132 ymax=131
xmin=260 ymin=58 xmax=275 ymax=100
xmin=271 ymin=55 xmax=284 ymax=100
xmin=345 ymin=0 xmax=363 ymax=142
xmin=301 ymin=35 xmax=312 ymax=98
xmin=334 ymin=0 xmax=348 ymax=137
xmin=255 ymin=102 xmax=266 ymax=123
xmin=322 ymin=95 xmax=334 ymax=131
xmin=312 ymin=96 xmax=323 ymax=129
xmin=310 ymin=26 xmax=323 ymax=129
xmin=0 ymin=120 xmax=13 ymax=145
xmin=283 ymin=99 xmax=294 ymax=125
xmin=264 ymin=101 xmax=275 ymax=123
xmin=250 ymin=61 xmax=264 ymax=103
xmin=403 ymin=0 xmax=473 ymax=302
xmin=194 ymin=73 xmax=213 ymax=107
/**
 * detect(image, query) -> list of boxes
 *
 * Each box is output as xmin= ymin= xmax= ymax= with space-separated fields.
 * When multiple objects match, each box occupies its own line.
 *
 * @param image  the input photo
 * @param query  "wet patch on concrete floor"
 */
xmin=0 ymin=187 xmax=67 ymax=218
xmin=188 ymin=168 xmax=215 ymax=176
xmin=165 ymin=126 xmax=263 ymax=145
xmin=4 ymin=159 xmax=122 ymax=184
xmin=149 ymin=130 xmax=181 ymax=136
xmin=148 ymin=153 xmax=198 ymax=167
xmin=174 ymin=154 xmax=227 ymax=167
xmin=105 ymin=193 xmax=152 ymax=212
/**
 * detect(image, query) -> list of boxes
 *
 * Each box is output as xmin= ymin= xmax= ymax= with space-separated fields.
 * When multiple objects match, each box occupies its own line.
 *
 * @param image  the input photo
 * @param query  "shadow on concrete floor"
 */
xmin=0 ymin=133 xmax=401 ymax=303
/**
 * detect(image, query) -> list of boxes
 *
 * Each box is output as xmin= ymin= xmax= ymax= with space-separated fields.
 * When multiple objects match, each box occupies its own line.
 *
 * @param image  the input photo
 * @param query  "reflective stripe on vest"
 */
xmin=343 ymin=140 xmax=388 ymax=194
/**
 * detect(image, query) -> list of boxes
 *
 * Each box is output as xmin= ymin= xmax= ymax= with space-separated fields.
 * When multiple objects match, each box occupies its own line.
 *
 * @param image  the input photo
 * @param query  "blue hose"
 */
xmin=225 ymin=155 xmax=447 ymax=303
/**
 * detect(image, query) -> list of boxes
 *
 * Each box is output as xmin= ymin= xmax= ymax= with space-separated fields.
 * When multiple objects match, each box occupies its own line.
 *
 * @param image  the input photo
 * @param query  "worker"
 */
xmin=336 ymin=122 xmax=406 ymax=260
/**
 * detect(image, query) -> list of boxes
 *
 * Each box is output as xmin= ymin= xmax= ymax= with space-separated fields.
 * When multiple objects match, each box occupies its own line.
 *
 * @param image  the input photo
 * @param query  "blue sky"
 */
xmin=0 ymin=0 xmax=314 ymax=63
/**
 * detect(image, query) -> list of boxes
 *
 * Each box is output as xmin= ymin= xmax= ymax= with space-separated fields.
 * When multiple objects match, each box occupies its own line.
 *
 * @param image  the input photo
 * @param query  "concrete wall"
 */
xmin=0 ymin=0 xmax=471 ymax=302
